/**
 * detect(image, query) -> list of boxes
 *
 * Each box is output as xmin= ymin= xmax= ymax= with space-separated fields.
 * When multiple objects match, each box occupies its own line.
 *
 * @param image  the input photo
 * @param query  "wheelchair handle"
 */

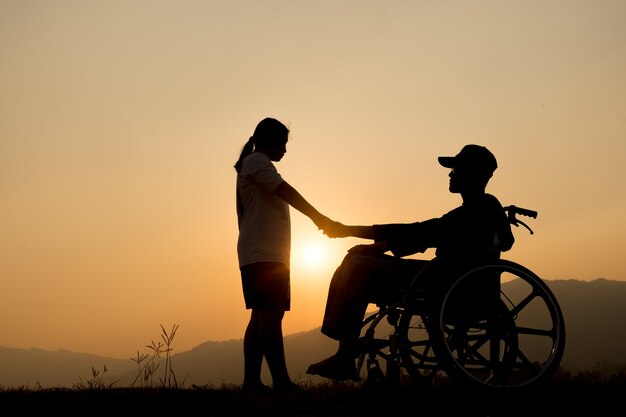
xmin=504 ymin=205 xmax=537 ymax=235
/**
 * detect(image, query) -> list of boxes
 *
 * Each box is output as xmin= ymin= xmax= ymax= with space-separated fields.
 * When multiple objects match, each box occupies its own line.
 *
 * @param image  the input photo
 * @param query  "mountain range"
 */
xmin=1 ymin=278 xmax=624 ymax=388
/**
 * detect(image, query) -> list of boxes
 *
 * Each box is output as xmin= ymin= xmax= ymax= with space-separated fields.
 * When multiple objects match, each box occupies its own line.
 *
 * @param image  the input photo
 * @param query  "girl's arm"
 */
xmin=273 ymin=181 xmax=330 ymax=229
xmin=274 ymin=181 xmax=374 ymax=239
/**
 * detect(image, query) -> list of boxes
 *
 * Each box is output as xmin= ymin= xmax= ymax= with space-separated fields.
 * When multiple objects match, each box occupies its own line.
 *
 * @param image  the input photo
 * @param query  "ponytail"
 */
xmin=234 ymin=137 xmax=255 ymax=173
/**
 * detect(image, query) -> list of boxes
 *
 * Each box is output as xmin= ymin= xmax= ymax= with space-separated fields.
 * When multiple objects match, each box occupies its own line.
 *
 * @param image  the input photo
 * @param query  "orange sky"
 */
xmin=1 ymin=0 xmax=625 ymax=359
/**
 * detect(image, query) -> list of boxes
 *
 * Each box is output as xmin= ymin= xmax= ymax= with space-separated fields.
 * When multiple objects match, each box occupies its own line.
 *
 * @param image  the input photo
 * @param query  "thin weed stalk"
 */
xmin=129 ymin=323 xmax=182 ymax=389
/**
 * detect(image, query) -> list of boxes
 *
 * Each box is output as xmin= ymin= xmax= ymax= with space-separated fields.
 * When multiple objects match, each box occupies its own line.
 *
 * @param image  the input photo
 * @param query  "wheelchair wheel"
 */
xmin=430 ymin=259 xmax=565 ymax=390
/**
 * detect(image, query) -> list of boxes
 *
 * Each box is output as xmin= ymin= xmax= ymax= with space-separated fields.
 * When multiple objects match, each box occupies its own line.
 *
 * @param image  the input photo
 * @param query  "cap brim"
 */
xmin=438 ymin=156 xmax=455 ymax=168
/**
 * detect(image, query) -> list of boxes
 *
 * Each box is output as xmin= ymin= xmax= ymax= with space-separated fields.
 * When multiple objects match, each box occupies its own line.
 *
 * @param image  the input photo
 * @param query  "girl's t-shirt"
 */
xmin=236 ymin=152 xmax=291 ymax=268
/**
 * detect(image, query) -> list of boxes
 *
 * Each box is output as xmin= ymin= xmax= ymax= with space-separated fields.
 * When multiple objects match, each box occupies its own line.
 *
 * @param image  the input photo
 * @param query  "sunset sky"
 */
xmin=1 ymin=0 xmax=625 ymax=359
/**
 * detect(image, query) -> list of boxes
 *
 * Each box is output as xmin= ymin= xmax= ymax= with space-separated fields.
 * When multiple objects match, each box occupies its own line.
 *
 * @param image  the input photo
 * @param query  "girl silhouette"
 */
xmin=234 ymin=117 xmax=336 ymax=393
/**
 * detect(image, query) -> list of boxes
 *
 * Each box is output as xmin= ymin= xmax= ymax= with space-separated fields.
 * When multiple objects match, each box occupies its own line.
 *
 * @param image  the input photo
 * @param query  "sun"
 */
xmin=294 ymin=236 xmax=332 ymax=272
xmin=291 ymin=223 xmax=350 ymax=277
xmin=302 ymin=244 xmax=324 ymax=266
xmin=299 ymin=242 xmax=328 ymax=269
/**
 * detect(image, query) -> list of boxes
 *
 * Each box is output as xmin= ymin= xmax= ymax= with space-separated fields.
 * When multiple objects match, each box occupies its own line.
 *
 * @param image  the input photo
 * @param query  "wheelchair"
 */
xmin=354 ymin=206 xmax=566 ymax=391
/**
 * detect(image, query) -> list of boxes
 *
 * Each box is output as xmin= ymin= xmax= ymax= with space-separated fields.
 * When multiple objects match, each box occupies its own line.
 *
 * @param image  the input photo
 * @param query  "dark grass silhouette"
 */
xmin=1 ymin=373 xmax=623 ymax=417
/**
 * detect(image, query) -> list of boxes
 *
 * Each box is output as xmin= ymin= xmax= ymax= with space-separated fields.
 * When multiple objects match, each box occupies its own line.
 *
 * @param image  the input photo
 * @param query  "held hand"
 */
xmin=312 ymin=214 xmax=350 ymax=238
xmin=322 ymin=220 xmax=350 ymax=238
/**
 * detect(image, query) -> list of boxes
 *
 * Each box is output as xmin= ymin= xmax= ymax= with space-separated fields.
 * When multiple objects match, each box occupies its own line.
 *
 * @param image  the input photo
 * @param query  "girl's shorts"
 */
xmin=240 ymin=262 xmax=290 ymax=311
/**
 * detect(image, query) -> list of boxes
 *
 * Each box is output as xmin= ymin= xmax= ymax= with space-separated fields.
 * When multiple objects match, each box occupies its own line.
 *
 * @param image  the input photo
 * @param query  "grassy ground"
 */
xmin=1 ymin=379 xmax=623 ymax=416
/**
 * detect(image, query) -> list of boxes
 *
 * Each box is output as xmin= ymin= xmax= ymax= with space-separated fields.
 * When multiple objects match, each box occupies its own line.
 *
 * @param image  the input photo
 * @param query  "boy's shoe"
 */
xmin=306 ymin=355 xmax=358 ymax=381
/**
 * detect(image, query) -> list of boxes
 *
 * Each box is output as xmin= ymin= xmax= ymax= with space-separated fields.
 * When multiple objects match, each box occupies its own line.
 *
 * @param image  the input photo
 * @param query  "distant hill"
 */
xmin=0 ymin=347 xmax=134 ymax=388
xmin=545 ymin=278 xmax=626 ymax=372
xmin=1 ymin=278 xmax=625 ymax=388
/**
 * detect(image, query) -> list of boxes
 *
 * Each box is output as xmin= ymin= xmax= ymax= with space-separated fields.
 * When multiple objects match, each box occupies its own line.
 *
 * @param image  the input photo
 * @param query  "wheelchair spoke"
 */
xmin=515 ymin=325 xmax=557 ymax=338
xmin=508 ymin=287 xmax=543 ymax=317
xmin=449 ymin=331 xmax=497 ymax=367
xmin=512 ymin=346 xmax=535 ymax=369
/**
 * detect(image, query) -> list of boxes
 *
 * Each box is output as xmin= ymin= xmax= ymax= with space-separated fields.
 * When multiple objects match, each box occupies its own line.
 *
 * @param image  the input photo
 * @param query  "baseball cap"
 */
xmin=438 ymin=144 xmax=498 ymax=175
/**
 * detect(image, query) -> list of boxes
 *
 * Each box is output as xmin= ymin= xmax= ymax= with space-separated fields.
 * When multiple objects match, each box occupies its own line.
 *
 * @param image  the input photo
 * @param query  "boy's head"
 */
xmin=439 ymin=145 xmax=497 ymax=193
